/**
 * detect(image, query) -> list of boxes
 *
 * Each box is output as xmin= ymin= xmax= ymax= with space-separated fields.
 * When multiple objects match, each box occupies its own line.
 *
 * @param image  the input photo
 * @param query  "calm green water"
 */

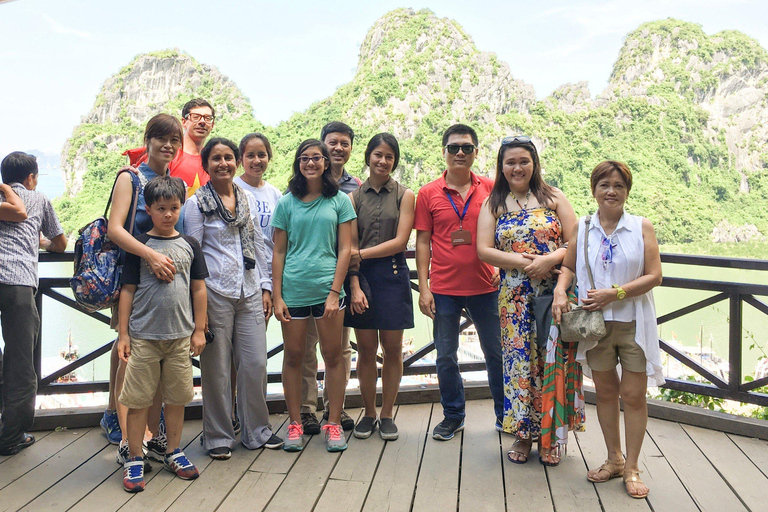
xmin=10 ymin=259 xmax=768 ymax=386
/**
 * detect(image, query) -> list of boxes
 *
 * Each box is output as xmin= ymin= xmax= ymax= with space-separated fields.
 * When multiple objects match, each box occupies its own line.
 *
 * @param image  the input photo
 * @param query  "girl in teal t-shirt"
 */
xmin=271 ymin=139 xmax=356 ymax=452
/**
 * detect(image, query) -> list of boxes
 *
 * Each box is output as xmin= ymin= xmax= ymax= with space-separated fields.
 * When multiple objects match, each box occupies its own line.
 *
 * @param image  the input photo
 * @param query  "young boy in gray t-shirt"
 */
xmin=117 ymin=176 xmax=208 ymax=493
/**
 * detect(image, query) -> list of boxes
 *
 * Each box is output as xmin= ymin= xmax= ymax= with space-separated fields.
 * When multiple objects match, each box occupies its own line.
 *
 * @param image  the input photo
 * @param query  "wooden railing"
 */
xmin=31 ymin=251 xmax=768 ymax=406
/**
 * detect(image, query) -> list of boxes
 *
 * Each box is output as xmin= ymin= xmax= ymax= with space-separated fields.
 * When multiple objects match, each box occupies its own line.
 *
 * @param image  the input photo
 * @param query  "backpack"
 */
xmin=70 ymin=170 xmax=140 ymax=313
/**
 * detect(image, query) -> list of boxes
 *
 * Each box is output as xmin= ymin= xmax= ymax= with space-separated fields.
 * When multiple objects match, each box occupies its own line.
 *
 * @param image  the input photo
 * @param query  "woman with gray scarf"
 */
xmin=184 ymin=138 xmax=283 ymax=459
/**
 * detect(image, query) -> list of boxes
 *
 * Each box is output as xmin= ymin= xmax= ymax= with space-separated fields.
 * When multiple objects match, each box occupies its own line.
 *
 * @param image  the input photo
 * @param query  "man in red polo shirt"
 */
xmin=123 ymin=98 xmax=214 ymax=197
xmin=414 ymin=124 xmax=504 ymax=441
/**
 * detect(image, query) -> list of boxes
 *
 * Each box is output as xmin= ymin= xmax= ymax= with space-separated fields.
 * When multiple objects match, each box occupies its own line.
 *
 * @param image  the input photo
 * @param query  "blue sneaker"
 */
xmin=101 ymin=409 xmax=122 ymax=445
xmin=123 ymin=456 xmax=146 ymax=493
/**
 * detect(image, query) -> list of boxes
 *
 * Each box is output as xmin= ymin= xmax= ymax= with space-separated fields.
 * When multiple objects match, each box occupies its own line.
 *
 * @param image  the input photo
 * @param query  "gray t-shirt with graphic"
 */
xmin=122 ymin=233 xmax=208 ymax=340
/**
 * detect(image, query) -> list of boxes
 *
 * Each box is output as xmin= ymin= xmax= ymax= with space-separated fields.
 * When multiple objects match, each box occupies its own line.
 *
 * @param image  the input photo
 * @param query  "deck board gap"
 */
xmin=408 ymin=402 xmax=434 ymax=512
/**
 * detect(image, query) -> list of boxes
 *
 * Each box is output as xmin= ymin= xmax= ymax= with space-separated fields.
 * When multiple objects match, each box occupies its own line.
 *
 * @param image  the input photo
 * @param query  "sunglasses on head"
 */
xmin=501 ymin=135 xmax=537 ymax=150
xmin=444 ymin=143 xmax=476 ymax=155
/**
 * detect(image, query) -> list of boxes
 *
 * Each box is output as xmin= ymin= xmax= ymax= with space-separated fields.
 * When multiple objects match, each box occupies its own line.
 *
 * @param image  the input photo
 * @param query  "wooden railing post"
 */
xmin=728 ymin=290 xmax=742 ymax=392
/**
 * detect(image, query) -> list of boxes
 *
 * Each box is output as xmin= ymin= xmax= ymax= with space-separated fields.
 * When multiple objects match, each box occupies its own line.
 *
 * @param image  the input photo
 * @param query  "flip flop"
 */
xmin=624 ymin=470 xmax=649 ymax=499
xmin=587 ymin=458 xmax=625 ymax=483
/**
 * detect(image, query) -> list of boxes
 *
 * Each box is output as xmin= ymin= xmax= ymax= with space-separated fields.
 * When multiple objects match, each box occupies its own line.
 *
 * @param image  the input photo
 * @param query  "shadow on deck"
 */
xmin=1 ymin=399 xmax=767 ymax=512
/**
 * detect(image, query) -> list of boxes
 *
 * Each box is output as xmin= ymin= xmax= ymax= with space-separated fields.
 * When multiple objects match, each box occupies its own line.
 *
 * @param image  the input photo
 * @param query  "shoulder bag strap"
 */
xmin=583 ymin=215 xmax=596 ymax=289
xmin=104 ymin=170 xmax=140 ymax=234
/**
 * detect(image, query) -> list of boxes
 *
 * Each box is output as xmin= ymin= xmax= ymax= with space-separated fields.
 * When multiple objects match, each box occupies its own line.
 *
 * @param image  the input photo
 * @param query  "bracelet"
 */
xmin=358 ymin=248 xmax=363 ymax=260
xmin=329 ymin=289 xmax=341 ymax=295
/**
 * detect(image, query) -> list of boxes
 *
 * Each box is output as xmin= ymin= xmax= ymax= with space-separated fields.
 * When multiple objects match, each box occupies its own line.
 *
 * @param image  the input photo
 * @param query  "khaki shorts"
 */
xmin=119 ymin=336 xmax=194 ymax=409
xmin=586 ymin=321 xmax=646 ymax=373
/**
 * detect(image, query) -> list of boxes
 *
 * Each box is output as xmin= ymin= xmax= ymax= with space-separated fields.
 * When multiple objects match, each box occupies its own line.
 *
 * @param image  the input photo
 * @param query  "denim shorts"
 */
xmin=288 ymin=296 xmax=347 ymax=319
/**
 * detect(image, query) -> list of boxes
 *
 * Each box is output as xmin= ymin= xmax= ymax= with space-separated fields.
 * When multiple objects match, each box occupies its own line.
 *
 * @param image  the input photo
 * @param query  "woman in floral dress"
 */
xmin=477 ymin=136 xmax=578 ymax=465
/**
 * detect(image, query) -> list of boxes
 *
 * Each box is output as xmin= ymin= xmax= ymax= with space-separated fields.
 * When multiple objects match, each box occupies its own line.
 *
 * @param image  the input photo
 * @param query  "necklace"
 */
xmin=512 ymin=190 xmax=531 ymax=211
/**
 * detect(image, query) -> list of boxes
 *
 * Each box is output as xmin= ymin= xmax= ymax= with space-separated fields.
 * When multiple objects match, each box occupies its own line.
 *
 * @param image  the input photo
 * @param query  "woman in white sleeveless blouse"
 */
xmin=552 ymin=161 xmax=663 ymax=500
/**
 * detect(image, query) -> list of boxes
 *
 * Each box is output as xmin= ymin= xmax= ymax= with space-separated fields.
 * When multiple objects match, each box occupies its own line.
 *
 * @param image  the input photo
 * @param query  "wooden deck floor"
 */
xmin=1 ymin=399 xmax=767 ymax=512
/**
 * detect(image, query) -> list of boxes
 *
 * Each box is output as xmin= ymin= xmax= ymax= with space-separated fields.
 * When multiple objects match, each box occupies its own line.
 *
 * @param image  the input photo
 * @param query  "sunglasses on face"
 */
xmin=444 ymin=144 xmax=476 ymax=155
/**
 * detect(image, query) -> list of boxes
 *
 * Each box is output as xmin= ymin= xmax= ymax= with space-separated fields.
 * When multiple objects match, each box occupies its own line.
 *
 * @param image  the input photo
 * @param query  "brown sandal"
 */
xmin=539 ymin=444 xmax=562 ymax=467
xmin=507 ymin=438 xmax=533 ymax=464
xmin=586 ymin=459 xmax=625 ymax=483
xmin=624 ymin=470 xmax=649 ymax=499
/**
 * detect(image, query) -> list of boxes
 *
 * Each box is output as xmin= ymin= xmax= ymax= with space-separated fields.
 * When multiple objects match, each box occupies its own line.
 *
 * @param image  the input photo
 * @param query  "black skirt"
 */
xmin=344 ymin=252 xmax=414 ymax=330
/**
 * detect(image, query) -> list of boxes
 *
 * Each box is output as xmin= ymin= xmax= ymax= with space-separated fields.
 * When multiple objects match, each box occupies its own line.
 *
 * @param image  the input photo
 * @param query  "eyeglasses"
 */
xmin=185 ymin=113 xmax=215 ymax=124
xmin=298 ymin=155 xmax=327 ymax=164
xmin=444 ymin=144 xmax=476 ymax=155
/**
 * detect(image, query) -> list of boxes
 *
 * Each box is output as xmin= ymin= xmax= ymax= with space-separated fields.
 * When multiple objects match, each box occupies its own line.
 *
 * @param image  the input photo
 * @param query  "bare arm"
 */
xmin=415 ymin=229 xmax=436 ymax=319
xmin=0 ymin=184 xmax=27 ymax=222
xmin=41 ymin=233 xmax=67 ymax=253
xmin=323 ymin=220 xmax=352 ymax=318
xmin=107 ymin=172 xmax=176 ymax=282
xmin=116 ymin=284 xmax=136 ymax=362
xmin=476 ymin=198 xmax=530 ymax=270
xmin=189 ymin=279 xmax=208 ymax=357
xmin=272 ymin=228 xmax=290 ymax=322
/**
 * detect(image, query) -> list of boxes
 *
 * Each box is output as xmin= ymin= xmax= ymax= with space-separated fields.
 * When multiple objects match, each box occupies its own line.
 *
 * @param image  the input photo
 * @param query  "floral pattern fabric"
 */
xmin=496 ymin=207 xmax=562 ymax=439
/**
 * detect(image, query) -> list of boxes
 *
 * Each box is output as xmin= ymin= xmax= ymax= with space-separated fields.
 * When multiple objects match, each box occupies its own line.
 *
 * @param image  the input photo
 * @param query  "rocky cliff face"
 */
xmin=604 ymin=20 xmax=768 ymax=185
xmin=61 ymin=50 xmax=253 ymax=196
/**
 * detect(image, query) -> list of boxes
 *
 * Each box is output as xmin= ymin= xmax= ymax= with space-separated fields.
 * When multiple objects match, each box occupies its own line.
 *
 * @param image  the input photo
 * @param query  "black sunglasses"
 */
xmin=444 ymin=144 xmax=476 ymax=155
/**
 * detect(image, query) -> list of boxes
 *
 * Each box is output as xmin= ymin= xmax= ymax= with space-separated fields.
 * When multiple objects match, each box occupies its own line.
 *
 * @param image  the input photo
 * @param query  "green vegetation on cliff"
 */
xmin=57 ymin=10 xmax=768 ymax=252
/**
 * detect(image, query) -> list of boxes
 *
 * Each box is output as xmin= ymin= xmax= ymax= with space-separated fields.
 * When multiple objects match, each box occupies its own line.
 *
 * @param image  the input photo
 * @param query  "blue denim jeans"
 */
xmin=432 ymin=291 xmax=504 ymax=421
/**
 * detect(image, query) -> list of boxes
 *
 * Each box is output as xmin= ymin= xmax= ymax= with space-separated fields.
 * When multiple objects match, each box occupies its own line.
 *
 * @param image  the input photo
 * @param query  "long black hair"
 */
xmin=288 ymin=139 xmax=339 ymax=198
xmin=488 ymin=138 xmax=555 ymax=216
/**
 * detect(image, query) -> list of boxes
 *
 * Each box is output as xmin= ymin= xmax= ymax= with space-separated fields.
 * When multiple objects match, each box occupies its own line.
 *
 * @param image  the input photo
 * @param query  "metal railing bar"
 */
xmin=744 ymin=295 xmax=768 ymax=316
xmin=40 ymin=288 xmax=111 ymax=325
xmin=740 ymin=376 xmax=768 ymax=393
xmin=656 ymin=292 xmax=729 ymax=325
xmin=39 ymin=339 xmax=115 ymax=386
xmin=661 ymin=276 xmax=768 ymax=295
xmin=658 ymin=339 xmax=728 ymax=388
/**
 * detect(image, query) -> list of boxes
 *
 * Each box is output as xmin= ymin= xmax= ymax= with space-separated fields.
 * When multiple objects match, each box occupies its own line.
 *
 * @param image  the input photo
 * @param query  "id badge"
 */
xmin=451 ymin=229 xmax=472 ymax=246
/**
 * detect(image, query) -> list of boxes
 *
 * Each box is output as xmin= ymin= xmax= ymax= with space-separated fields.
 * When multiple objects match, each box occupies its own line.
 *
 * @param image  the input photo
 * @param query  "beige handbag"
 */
xmin=559 ymin=216 xmax=606 ymax=343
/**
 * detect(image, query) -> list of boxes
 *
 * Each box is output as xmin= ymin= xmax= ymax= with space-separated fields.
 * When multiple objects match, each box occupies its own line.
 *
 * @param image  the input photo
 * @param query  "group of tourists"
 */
xmin=0 ymin=97 xmax=664 ymax=501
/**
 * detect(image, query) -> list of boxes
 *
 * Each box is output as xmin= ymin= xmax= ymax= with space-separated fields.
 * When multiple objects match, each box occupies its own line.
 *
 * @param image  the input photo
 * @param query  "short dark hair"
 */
xmin=320 ymin=122 xmax=355 ymax=145
xmin=239 ymin=133 xmax=273 ymax=161
xmin=144 ymin=176 xmax=186 ymax=206
xmin=288 ymin=139 xmax=339 ymax=199
xmin=201 ymin=137 xmax=240 ymax=171
xmin=591 ymin=160 xmax=633 ymax=194
xmin=144 ymin=113 xmax=183 ymax=149
xmin=365 ymin=133 xmax=400 ymax=172
xmin=442 ymin=124 xmax=478 ymax=147
xmin=181 ymin=98 xmax=215 ymax=119
xmin=1 ymin=151 xmax=38 ymax=185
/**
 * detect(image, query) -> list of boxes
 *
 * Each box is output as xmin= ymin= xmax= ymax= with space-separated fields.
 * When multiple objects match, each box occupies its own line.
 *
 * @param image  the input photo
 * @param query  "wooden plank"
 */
xmin=216 ymin=471 xmax=286 ymax=512
xmin=166 ymin=414 xmax=289 ymax=512
xmin=0 ymin=428 xmax=86 ymax=490
xmin=410 ymin=403 xmax=461 ymax=512
xmin=682 ymin=424 xmax=768 ymax=512
xmin=263 ymin=410 xmax=358 ymax=512
xmin=0 ymin=428 xmax=104 ymax=512
xmin=576 ymin=406 xmax=649 ymax=511
xmin=459 ymin=399 xmax=505 ymax=512
xmin=502 ymin=435 xmax=553 ymax=512
xmin=0 ymin=430 xmax=51 ymax=466
xmin=117 ymin=422 xmax=212 ymax=512
xmin=247 ymin=413 xmax=298 ymax=475
xmin=315 ymin=480 xmax=371 ymax=512
xmin=67 ymin=420 xmax=203 ymax=512
xmin=646 ymin=417 xmax=747 ymax=512
xmin=727 ymin=434 xmax=768 ymax=476
xmin=362 ymin=402 xmax=430 ymax=512
xmin=546 ymin=429 xmax=601 ymax=512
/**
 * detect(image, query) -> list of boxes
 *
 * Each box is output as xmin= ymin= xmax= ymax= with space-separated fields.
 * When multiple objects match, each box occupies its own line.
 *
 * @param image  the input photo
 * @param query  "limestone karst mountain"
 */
xmin=56 ymin=9 xmax=768 ymax=248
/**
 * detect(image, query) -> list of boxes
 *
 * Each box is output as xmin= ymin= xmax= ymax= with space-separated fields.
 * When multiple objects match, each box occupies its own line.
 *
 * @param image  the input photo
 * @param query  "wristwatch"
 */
xmin=612 ymin=284 xmax=627 ymax=300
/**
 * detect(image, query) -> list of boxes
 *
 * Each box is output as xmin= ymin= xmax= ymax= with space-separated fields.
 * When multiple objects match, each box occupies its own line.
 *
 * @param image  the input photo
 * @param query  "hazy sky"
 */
xmin=1 ymin=0 xmax=767 ymax=158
